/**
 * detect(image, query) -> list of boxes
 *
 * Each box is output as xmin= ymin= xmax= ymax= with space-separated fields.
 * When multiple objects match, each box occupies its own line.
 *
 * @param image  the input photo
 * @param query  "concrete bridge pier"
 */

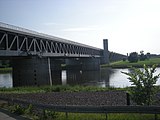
xmin=66 ymin=58 xmax=100 ymax=71
xmin=12 ymin=57 xmax=62 ymax=87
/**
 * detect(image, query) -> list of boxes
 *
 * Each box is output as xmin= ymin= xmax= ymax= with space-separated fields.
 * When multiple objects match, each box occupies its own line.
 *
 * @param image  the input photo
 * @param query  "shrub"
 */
xmin=9 ymin=104 xmax=25 ymax=115
xmin=122 ymin=64 xmax=160 ymax=105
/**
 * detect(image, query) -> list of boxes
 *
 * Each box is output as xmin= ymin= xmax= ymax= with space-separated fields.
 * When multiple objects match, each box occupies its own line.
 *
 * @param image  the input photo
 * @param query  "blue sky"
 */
xmin=0 ymin=0 xmax=160 ymax=55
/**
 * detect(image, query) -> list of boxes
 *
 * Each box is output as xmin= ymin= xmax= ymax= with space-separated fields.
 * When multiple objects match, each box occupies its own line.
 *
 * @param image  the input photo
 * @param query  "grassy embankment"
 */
xmin=101 ymin=57 xmax=160 ymax=68
xmin=0 ymin=85 xmax=126 ymax=93
xmin=0 ymin=67 xmax=12 ymax=73
xmin=0 ymin=85 xmax=160 ymax=120
xmin=0 ymin=101 xmax=159 ymax=120
xmin=36 ymin=113 xmax=159 ymax=120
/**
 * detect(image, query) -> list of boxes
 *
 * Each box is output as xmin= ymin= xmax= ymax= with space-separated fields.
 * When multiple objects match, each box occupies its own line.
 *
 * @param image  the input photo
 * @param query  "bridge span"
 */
xmin=0 ymin=22 xmax=109 ymax=87
xmin=0 ymin=22 xmax=102 ymax=57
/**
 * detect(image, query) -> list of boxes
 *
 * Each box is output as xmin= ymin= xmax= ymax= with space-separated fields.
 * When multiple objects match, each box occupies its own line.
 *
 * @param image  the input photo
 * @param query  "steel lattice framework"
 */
xmin=0 ymin=22 xmax=102 ymax=57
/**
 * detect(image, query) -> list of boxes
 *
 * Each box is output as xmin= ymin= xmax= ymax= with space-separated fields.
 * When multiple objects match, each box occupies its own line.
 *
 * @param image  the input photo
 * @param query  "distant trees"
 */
xmin=139 ymin=50 xmax=147 ymax=61
xmin=128 ymin=52 xmax=139 ymax=63
xmin=128 ymin=51 xmax=150 ymax=63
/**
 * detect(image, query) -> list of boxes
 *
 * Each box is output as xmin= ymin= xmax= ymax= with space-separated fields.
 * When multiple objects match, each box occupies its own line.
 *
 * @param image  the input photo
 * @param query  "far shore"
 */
xmin=0 ymin=57 xmax=160 ymax=73
xmin=101 ymin=57 xmax=160 ymax=69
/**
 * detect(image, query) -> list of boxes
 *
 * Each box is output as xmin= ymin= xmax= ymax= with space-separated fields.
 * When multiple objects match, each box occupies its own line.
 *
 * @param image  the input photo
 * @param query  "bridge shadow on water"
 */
xmin=62 ymin=68 xmax=113 ymax=87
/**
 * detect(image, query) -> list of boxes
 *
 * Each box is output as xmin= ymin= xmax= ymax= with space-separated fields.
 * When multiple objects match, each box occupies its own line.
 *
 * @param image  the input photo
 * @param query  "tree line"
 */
xmin=127 ymin=51 xmax=150 ymax=63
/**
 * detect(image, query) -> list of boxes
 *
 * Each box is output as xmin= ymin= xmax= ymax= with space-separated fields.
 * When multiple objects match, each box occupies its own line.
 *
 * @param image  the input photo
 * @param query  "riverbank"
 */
xmin=101 ymin=57 xmax=160 ymax=68
xmin=0 ymin=67 xmax=12 ymax=73
xmin=0 ymin=91 xmax=160 ymax=120
xmin=0 ymin=85 xmax=160 ymax=120
xmin=0 ymin=85 xmax=126 ymax=93
xmin=0 ymin=90 xmax=160 ymax=120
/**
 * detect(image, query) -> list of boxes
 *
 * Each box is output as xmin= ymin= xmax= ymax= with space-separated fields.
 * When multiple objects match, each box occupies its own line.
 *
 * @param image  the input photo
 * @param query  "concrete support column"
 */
xmin=101 ymin=39 xmax=109 ymax=64
xmin=66 ymin=58 xmax=100 ymax=71
xmin=50 ymin=58 xmax=62 ymax=85
xmin=12 ymin=57 xmax=61 ymax=87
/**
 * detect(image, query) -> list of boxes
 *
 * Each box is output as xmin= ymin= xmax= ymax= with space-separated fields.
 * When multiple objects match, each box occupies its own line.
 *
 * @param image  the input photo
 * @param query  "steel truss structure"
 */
xmin=0 ymin=22 xmax=102 ymax=57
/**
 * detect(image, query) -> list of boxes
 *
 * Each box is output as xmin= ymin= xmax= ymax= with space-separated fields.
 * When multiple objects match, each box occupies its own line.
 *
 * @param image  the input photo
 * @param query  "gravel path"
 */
xmin=0 ymin=91 xmax=128 ymax=106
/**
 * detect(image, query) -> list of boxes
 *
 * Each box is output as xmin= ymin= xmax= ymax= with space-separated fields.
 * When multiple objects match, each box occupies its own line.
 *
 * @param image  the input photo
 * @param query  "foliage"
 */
xmin=9 ymin=104 xmax=25 ymax=115
xmin=128 ymin=52 xmax=139 ymax=63
xmin=8 ymin=104 xmax=34 ymax=116
xmin=122 ymin=64 xmax=160 ymax=105
xmin=41 ymin=110 xmax=59 ymax=120
xmin=139 ymin=51 xmax=147 ymax=61
xmin=123 ymin=58 xmax=127 ymax=61
xmin=24 ymin=104 xmax=33 ymax=115
xmin=3 ymin=103 xmax=160 ymax=120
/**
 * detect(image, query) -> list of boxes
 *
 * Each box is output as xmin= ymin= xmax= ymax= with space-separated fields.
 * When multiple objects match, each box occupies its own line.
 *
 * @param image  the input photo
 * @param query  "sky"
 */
xmin=0 ymin=0 xmax=160 ymax=55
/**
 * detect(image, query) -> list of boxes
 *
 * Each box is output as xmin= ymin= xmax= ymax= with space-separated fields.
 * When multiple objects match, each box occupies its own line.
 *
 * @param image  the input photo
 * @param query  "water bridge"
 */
xmin=0 ymin=22 xmax=111 ymax=87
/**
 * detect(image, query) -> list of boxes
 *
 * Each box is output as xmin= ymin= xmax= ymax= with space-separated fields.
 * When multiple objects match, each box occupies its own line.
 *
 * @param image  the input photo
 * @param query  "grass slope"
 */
xmin=102 ymin=57 xmax=160 ymax=68
xmin=0 ymin=67 xmax=12 ymax=73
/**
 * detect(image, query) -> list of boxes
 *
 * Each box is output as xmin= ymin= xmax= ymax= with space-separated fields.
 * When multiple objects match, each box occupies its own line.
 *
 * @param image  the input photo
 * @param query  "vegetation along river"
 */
xmin=1 ymin=67 xmax=160 ymax=88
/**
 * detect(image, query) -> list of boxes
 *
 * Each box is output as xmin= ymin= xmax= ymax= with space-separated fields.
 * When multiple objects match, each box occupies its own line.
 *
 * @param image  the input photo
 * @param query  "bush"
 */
xmin=41 ymin=110 xmax=59 ymax=120
xmin=122 ymin=64 xmax=160 ymax=105
xmin=9 ymin=104 xmax=25 ymax=115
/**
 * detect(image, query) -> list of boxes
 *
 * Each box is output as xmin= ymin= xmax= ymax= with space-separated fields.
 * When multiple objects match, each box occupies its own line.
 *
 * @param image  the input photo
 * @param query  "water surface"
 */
xmin=1 ymin=67 xmax=160 ymax=88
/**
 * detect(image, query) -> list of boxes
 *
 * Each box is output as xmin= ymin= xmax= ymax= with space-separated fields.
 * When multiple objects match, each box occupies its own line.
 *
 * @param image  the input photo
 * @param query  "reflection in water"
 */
xmin=0 ymin=73 xmax=12 ymax=88
xmin=109 ymin=69 xmax=132 ymax=88
xmin=1 ymin=67 xmax=160 ymax=88
xmin=62 ymin=71 xmax=67 ymax=85
xmin=62 ymin=68 xmax=113 ymax=87
xmin=66 ymin=70 xmax=102 ymax=86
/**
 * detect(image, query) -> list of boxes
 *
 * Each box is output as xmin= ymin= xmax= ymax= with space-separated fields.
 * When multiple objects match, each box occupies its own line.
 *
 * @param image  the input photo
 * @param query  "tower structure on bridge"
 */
xmin=101 ymin=39 xmax=109 ymax=64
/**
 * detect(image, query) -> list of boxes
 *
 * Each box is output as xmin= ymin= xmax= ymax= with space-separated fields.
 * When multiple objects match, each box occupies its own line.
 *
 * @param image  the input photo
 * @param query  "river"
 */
xmin=1 ymin=68 xmax=160 ymax=88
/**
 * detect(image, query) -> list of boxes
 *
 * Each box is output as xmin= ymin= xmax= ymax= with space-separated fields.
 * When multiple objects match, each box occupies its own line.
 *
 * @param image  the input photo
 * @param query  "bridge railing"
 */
xmin=0 ymin=97 xmax=160 ymax=120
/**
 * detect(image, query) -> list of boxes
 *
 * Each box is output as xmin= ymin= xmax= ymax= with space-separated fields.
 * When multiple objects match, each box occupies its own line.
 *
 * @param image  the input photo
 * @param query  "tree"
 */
xmin=128 ymin=52 xmax=138 ymax=63
xmin=139 ymin=50 xmax=147 ymax=61
xmin=146 ymin=52 xmax=151 ymax=59
xmin=122 ymin=64 xmax=160 ymax=105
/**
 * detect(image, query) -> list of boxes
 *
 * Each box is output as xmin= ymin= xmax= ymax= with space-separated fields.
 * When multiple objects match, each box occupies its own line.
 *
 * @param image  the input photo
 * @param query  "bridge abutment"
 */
xmin=12 ymin=57 xmax=62 ymax=87
xmin=66 ymin=58 xmax=100 ymax=71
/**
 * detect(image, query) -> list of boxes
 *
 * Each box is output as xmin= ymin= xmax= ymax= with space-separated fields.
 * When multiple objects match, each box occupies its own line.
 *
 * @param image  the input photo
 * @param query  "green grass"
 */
xmin=53 ymin=113 xmax=160 ymax=120
xmin=1 ymin=102 xmax=159 ymax=120
xmin=1 ymin=84 xmax=159 ymax=94
xmin=2 ymin=102 xmax=159 ymax=120
xmin=0 ymin=67 xmax=12 ymax=73
xmin=101 ymin=57 xmax=160 ymax=68
xmin=0 ymin=85 xmax=160 ymax=120
xmin=0 ymin=85 xmax=126 ymax=93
